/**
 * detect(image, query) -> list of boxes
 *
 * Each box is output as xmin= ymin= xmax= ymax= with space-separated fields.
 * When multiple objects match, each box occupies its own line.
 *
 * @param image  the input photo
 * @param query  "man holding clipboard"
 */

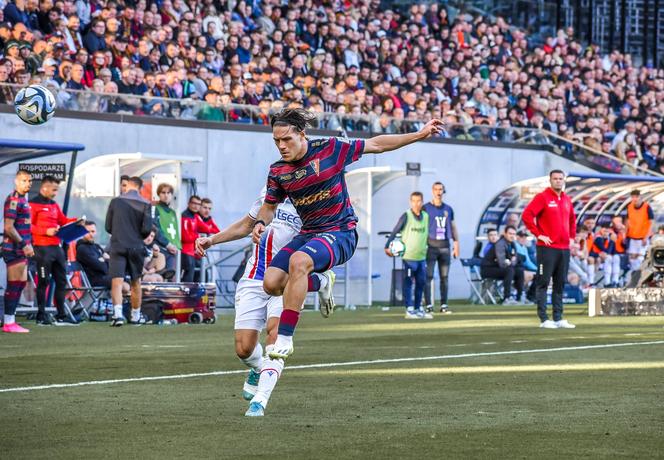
xmin=30 ymin=175 xmax=83 ymax=325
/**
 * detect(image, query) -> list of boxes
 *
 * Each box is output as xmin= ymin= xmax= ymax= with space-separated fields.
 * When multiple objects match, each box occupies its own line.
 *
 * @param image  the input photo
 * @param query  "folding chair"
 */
xmin=65 ymin=261 xmax=110 ymax=320
xmin=460 ymin=258 xmax=499 ymax=305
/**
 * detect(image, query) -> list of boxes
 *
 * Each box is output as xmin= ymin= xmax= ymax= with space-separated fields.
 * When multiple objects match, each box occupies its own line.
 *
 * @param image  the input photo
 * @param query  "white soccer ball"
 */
xmin=14 ymin=84 xmax=56 ymax=125
xmin=388 ymin=240 xmax=406 ymax=257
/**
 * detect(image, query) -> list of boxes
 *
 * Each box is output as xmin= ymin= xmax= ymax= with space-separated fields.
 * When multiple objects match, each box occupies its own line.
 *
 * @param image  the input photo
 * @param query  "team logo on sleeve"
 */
xmin=9 ymin=200 xmax=17 ymax=210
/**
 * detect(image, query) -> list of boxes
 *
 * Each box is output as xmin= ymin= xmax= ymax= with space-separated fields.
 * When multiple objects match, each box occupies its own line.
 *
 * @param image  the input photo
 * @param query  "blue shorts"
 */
xmin=2 ymin=250 xmax=27 ymax=267
xmin=270 ymin=230 xmax=358 ymax=273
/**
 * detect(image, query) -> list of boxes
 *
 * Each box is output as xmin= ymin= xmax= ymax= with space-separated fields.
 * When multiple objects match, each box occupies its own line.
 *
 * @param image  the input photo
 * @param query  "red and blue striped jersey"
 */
xmin=2 ymin=191 xmax=31 ymax=254
xmin=265 ymin=137 xmax=365 ymax=233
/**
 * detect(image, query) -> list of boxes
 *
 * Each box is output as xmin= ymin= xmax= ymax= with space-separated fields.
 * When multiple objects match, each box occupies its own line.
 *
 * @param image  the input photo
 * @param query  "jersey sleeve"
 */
xmin=4 ymin=195 xmax=18 ymax=221
xmin=264 ymin=170 xmax=286 ymax=205
xmin=247 ymin=195 xmax=264 ymax=219
xmin=333 ymin=137 xmax=365 ymax=168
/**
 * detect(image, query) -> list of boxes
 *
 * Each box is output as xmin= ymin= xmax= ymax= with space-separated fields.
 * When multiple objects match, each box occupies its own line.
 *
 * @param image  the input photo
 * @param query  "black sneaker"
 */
xmin=54 ymin=316 xmax=80 ymax=326
xmin=36 ymin=313 xmax=55 ymax=325
xmin=111 ymin=316 xmax=126 ymax=327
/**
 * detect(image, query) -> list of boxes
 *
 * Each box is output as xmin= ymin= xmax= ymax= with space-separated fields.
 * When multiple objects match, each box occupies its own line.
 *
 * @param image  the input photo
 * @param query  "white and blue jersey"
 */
xmin=243 ymin=194 xmax=301 ymax=282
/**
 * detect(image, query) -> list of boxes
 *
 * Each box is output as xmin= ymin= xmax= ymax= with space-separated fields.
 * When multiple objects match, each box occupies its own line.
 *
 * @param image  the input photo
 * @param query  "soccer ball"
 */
xmin=14 ymin=84 xmax=56 ymax=125
xmin=388 ymin=240 xmax=406 ymax=257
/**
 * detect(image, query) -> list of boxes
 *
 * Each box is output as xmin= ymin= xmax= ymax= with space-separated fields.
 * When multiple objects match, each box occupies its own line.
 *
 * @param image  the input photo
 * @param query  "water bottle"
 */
xmin=159 ymin=319 xmax=177 ymax=325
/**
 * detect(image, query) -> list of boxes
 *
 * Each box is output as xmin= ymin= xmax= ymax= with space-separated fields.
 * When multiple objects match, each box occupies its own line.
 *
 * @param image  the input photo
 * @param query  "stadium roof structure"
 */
xmin=477 ymin=171 xmax=664 ymax=236
xmin=0 ymin=138 xmax=85 ymax=213
xmin=0 ymin=139 xmax=85 ymax=168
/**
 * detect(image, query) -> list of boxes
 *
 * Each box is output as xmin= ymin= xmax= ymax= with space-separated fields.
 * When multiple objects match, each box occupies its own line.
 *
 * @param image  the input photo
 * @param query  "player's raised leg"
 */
xmin=265 ymin=251 xmax=314 ymax=359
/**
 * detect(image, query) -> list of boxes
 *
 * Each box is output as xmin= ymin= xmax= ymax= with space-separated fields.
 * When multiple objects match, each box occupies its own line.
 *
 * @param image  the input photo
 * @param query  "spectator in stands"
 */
xmin=30 ymin=175 xmax=80 ymax=325
xmin=480 ymin=225 xmax=524 ymax=305
xmin=152 ymin=182 xmax=179 ymax=273
xmin=180 ymin=194 xmax=215 ymax=282
xmin=625 ymin=189 xmax=654 ymax=271
xmin=105 ymin=176 xmax=152 ymax=326
xmin=76 ymin=220 xmax=129 ymax=292
xmin=385 ymin=191 xmax=432 ymax=319
xmin=0 ymin=0 xmax=662 ymax=165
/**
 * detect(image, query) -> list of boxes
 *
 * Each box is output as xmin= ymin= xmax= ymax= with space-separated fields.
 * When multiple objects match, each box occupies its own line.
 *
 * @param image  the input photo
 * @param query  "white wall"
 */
xmin=0 ymin=112 xmax=591 ymax=302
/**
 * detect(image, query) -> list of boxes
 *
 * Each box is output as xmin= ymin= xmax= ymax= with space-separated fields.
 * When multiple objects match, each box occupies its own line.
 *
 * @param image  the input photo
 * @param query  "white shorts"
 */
xmin=234 ymin=278 xmax=283 ymax=331
xmin=627 ymin=238 xmax=647 ymax=256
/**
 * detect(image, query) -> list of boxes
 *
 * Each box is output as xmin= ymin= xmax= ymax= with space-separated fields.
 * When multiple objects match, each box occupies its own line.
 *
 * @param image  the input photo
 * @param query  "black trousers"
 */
xmin=34 ymin=245 xmax=67 ymax=318
xmin=425 ymin=244 xmax=451 ymax=305
xmin=181 ymin=253 xmax=200 ymax=282
xmin=480 ymin=265 xmax=524 ymax=300
xmin=535 ymin=246 xmax=570 ymax=322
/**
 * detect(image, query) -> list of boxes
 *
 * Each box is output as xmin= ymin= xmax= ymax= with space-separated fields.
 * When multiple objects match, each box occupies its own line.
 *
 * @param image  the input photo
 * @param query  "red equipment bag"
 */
xmin=140 ymin=282 xmax=216 ymax=324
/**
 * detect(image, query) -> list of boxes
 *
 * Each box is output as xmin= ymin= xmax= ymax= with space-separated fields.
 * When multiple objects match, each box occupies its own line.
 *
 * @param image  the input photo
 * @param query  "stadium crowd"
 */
xmin=0 ymin=0 xmax=663 ymax=170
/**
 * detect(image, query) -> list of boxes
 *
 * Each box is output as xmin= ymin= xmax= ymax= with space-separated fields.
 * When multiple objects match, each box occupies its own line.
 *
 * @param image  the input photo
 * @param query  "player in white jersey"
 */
xmin=196 ymin=191 xmax=335 ymax=417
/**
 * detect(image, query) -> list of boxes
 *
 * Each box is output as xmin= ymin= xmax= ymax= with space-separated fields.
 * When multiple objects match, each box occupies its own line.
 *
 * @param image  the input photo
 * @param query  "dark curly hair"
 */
xmin=270 ymin=108 xmax=317 ymax=132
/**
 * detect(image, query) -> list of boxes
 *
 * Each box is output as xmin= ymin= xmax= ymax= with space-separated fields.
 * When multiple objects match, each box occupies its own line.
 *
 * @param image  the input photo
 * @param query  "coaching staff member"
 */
xmin=522 ymin=170 xmax=576 ymax=329
xmin=105 ymin=176 xmax=152 ymax=326
xmin=30 ymin=175 xmax=79 ymax=325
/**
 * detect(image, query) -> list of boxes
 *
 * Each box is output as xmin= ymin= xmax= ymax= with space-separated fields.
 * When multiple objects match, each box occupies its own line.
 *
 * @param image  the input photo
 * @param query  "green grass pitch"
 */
xmin=1 ymin=304 xmax=663 ymax=459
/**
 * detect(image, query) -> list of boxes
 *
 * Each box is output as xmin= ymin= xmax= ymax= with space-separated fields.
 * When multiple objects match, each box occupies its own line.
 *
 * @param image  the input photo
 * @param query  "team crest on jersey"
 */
xmin=310 ymin=159 xmax=320 ymax=176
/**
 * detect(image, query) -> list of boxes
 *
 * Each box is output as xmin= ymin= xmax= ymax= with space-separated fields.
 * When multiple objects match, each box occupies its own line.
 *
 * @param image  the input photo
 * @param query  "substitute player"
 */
xmin=196 ymin=190 xmax=333 ymax=417
xmin=252 ymin=109 xmax=444 ymax=360
xmin=2 ymin=170 xmax=34 ymax=333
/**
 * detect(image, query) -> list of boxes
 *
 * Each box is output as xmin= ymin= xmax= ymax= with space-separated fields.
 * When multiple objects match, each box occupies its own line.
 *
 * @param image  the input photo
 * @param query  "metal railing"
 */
xmin=2 ymin=82 xmax=658 ymax=176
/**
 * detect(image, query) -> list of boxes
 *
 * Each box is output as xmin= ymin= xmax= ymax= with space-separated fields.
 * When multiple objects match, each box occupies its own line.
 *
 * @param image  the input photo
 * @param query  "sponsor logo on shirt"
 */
xmin=548 ymin=200 xmax=558 ymax=207
xmin=279 ymin=173 xmax=293 ymax=181
xmin=295 ymin=168 xmax=307 ymax=180
xmin=292 ymin=189 xmax=331 ymax=207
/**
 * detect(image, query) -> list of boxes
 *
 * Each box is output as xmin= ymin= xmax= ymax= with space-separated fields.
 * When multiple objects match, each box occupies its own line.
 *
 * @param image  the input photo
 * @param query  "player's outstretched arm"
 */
xmin=252 ymin=202 xmax=278 ymax=244
xmin=195 ymin=215 xmax=255 ymax=257
xmin=364 ymin=119 xmax=445 ymax=154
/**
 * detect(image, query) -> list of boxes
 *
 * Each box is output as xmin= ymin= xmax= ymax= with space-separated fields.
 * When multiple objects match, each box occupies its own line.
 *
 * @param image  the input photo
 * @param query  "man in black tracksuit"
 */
xmin=76 ymin=221 xmax=130 ymax=294
xmin=480 ymin=225 xmax=524 ymax=304
xmin=105 ymin=176 xmax=152 ymax=326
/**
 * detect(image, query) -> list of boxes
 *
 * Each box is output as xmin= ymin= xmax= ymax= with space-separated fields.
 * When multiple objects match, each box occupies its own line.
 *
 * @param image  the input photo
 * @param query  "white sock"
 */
xmin=113 ymin=305 xmax=123 ymax=318
xmin=612 ymin=256 xmax=621 ymax=284
xmin=251 ymin=357 xmax=284 ymax=409
xmin=131 ymin=308 xmax=141 ymax=321
xmin=240 ymin=342 xmax=263 ymax=372
xmin=275 ymin=334 xmax=293 ymax=348
xmin=587 ymin=264 xmax=595 ymax=285
xmin=4 ymin=314 xmax=15 ymax=324
xmin=314 ymin=272 xmax=328 ymax=290
xmin=630 ymin=257 xmax=642 ymax=271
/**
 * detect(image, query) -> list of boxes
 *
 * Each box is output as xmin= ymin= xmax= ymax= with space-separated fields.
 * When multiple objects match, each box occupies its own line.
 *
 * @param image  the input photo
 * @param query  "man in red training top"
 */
xmin=30 ymin=175 xmax=80 ymax=325
xmin=199 ymin=198 xmax=221 ymax=234
xmin=522 ymin=170 xmax=576 ymax=329
xmin=181 ymin=195 xmax=216 ymax=282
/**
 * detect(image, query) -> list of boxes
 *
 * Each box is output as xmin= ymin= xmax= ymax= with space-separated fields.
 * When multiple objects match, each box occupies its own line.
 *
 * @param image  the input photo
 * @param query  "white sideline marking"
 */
xmin=1 ymin=340 xmax=663 ymax=394
xmin=480 ymin=342 xmax=497 ymax=345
